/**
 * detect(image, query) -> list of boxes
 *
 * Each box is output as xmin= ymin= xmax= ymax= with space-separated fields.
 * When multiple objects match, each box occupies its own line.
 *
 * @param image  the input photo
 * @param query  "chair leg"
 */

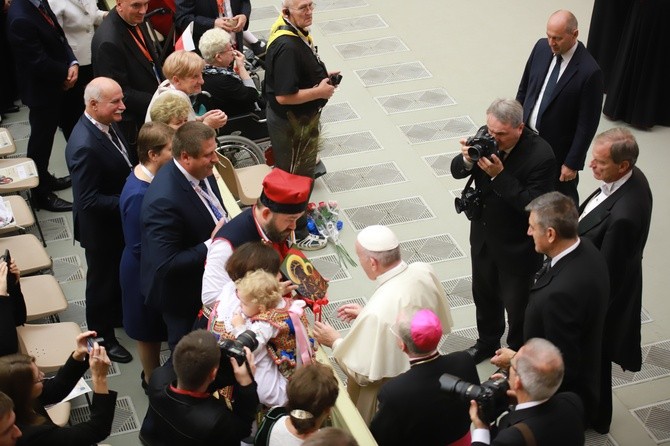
xmin=26 ymin=191 xmax=47 ymax=247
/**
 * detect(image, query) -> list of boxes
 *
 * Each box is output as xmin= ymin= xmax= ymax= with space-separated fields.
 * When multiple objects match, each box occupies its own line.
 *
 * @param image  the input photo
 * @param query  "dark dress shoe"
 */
xmin=47 ymin=174 xmax=72 ymax=191
xmin=106 ymin=342 xmax=133 ymax=363
xmin=465 ymin=343 xmax=498 ymax=364
xmin=33 ymin=193 xmax=72 ymax=212
xmin=313 ymin=160 xmax=327 ymax=179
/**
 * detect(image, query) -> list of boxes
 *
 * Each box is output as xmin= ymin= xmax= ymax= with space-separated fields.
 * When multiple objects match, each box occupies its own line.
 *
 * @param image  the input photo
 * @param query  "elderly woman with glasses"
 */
xmin=198 ymin=27 xmax=266 ymax=117
xmin=0 ymin=331 xmax=116 ymax=445
xmin=145 ymin=50 xmax=228 ymax=130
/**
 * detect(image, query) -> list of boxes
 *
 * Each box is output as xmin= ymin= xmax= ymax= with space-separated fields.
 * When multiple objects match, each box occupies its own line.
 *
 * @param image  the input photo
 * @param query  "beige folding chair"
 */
xmin=16 ymin=322 xmax=82 ymax=373
xmin=215 ymin=152 xmax=272 ymax=206
xmin=0 ymin=234 xmax=51 ymax=275
xmin=0 ymin=195 xmax=35 ymax=236
xmin=0 ymin=157 xmax=46 ymax=245
xmin=0 ymin=128 xmax=17 ymax=157
xmin=45 ymin=401 xmax=71 ymax=427
xmin=22 ymin=274 xmax=68 ymax=322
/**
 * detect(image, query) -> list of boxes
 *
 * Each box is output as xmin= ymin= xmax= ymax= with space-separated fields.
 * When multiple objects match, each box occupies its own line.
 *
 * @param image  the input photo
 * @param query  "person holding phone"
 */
xmin=0 ymin=254 xmax=26 ymax=357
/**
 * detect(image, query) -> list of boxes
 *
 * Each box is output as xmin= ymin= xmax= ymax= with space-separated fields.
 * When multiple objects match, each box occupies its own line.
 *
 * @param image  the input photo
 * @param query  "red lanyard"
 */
xmin=128 ymin=26 xmax=153 ymax=63
xmin=216 ymin=0 xmax=225 ymax=17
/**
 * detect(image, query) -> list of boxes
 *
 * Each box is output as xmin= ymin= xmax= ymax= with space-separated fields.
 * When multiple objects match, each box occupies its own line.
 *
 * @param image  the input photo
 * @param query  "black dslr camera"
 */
xmin=216 ymin=329 xmax=259 ymax=386
xmin=466 ymin=125 xmax=499 ymax=162
xmin=454 ymin=186 xmax=482 ymax=221
xmin=439 ymin=373 xmax=510 ymax=425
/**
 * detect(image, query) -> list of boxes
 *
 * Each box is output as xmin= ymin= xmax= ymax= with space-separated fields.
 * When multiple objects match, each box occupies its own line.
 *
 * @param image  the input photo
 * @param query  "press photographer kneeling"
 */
xmin=467 ymin=338 xmax=585 ymax=446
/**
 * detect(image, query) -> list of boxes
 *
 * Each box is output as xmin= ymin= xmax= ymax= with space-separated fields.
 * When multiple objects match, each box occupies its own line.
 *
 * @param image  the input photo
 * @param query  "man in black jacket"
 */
xmin=471 ymin=338 xmax=584 ymax=446
xmin=140 ymin=329 xmax=258 ymax=445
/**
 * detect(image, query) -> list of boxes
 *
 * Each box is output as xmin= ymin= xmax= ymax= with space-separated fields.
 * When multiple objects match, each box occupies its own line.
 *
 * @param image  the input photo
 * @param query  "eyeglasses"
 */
xmin=290 ymin=2 xmax=315 ymax=12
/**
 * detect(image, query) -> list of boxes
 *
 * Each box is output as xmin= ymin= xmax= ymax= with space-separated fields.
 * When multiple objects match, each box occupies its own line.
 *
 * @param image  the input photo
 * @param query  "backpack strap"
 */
xmin=511 ymin=422 xmax=537 ymax=446
xmin=254 ymin=406 xmax=289 ymax=446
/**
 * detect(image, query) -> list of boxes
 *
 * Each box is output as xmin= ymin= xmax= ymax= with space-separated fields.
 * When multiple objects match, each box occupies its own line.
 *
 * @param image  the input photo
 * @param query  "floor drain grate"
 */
xmin=400 ymin=116 xmax=478 ymax=144
xmin=321 ymin=102 xmax=360 ymax=124
xmin=308 ymin=253 xmax=352 ymax=282
xmin=28 ymin=215 xmax=72 ymax=242
xmin=355 ymin=61 xmax=431 ymax=87
xmin=53 ymin=255 xmax=85 ymax=283
xmin=71 ymin=396 xmax=141 ymax=436
xmin=423 ymin=152 xmax=460 ymax=177
xmin=399 ymin=233 xmax=466 ymax=264
xmin=630 ymin=398 xmax=670 ymax=443
xmin=321 ymin=297 xmax=366 ymax=332
xmin=322 ymin=162 xmax=406 ymax=193
xmin=320 ymin=131 xmax=382 ymax=159
xmin=343 ymin=196 xmax=435 ymax=230
xmin=441 ymin=276 xmax=473 ymax=309
xmin=612 ymin=339 xmax=670 ymax=388
xmin=376 ymin=88 xmax=456 ymax=115
xmin=318 ymin=14 xmax=386 ymax=35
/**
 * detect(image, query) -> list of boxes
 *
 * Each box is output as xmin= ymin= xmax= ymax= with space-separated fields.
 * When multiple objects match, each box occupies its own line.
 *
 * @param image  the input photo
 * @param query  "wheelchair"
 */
xmin=216 ymin=111 xmax=270 ymax=169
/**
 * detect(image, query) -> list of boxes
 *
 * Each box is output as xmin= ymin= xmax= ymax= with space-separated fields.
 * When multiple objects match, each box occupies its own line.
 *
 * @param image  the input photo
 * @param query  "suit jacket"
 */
xmin=91 ymin=8 xmax=161 ymax=127
xmin=141 ymin=160 xmax=223 ymax=316
xmin=516 ymin=39 xmax=604 ymax=170
xmin=6 ymin=0 xmax=77 ymax=107
xmin=472 ymin=392 xmax=585 ymax=446
xmin=579 ymin=167 xmax=653 ymax=371
xmin=370 ymin=351 xmax=479 ymax=446
xmin=48 ymin=0 xmax=106 ymax=65
xmin=65 ymin=115 xmax=135 ymax=250
xmin=174 ymin=0 xmax=250 ymax=48
xmin=450 ymin=128 xmax=555 ymax=274
xmin=524 ymin=239 xmax=609 ymax=427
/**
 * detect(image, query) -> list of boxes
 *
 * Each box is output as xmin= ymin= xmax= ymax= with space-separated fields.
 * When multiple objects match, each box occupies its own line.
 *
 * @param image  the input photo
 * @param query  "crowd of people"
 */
xmin=0 ymin=0 xmax=657 ymax=445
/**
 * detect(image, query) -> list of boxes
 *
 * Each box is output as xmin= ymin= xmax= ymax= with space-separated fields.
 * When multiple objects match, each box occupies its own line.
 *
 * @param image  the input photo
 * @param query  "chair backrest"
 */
xmin=215 ymin=152 xmax=240 ymax=200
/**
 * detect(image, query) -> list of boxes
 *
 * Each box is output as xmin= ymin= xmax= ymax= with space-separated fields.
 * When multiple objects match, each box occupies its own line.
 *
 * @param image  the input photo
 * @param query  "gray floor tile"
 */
xmin=251 ymin=5 xmax=279 ymax=20
xmin=441 ymin=276 xmax=474 ymax=309
xmin=423 ymin=151 xmax=460 ymax=177
xmin=400 ymin=116 xmax=478 ymax=144
xmin=355 ymin=61 xmax=432 ymax=87
xmin=308 ymin=253 xmax=352 ymax=282
xmin=317 ymin=0 xmax=368 ymax=12
xmin=52 ymin=255 xmax=85 ymax=283
xmin=321 ymin=102 xmax=360 ymax=124
xmin=319 ymin=131 xmax=383 ymax=159
xmin=399 ymin=233 xmax=466 ymax=264
xmin=2 ymin=120 xmax=30 ymax=140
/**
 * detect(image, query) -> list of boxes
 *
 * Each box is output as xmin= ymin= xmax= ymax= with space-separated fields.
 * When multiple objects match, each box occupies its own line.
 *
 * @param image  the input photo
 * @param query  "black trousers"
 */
xmin=84 ymin=247 xmax=123 ymax=343
xmin=163 ymin=312 xmax=198 ymax=352
xmin=471 ymin=244 xmax=536 ymax=351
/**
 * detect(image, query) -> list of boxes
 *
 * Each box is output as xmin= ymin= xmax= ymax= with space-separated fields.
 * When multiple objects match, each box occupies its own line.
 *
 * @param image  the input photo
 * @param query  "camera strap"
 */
xmin=511 ymin=422 xmax=537 ymax=446
xmin=462 ymin=173 xmax=476 ymax=193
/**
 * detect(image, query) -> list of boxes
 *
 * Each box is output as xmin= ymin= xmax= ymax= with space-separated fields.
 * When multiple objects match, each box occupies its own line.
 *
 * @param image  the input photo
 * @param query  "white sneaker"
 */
xmin=295 ymin=233 xmax=327 ymax=251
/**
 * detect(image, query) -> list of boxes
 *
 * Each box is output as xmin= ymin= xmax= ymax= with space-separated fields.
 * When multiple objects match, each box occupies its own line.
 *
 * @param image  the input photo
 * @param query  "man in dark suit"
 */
xmin=370 ymin=309 xmax=478 ymax=446
xmin=493 ymin=192 xmax=610 ymax=433
xmin=516 ymin=10 xmax=604 ymax=204
xmin=450 ymin=98 xmax=555 ymax=362
xmin=141 ymin=121 xmax=228 ymax=351
xmin=471 ymin=338 xmax=585 ymax=446
xmin=174 ymin=0 xmax=250 ymax=50
xmin=579 ymin=127 xmax=653 ymax=431
xmin=7 ymin=0 xmax=80 ymax=211
xmin=65 ymin=77 xmax=135 ymax=363
xmin=92 ymin=0 xmax=162 ymax=149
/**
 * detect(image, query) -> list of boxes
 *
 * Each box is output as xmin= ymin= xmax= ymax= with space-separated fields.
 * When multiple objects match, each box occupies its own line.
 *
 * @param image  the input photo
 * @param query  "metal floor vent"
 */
xmin=441 ymin=276 xmax=474 ymax=309
xmin=630 ymin=399 xmax=670 ymax=444
xmin=376 ymin=88 xmax=456 ymax=115
xmin=642 ymin=306 xmax=653 ymax=324
xmin=322 ymin=162 xmax=406 ymax=193
xmin=2 ymin=120 xmax=30 ymax=140
xmin=612 ymin=339 xmax=670 ymax=388
xmin=423 ymin=152 xmax=460 ymax=177
xmin=308 ymin=253 xmax=352 ymax=282
xmin=52 ymin=255 xmax=85 ymax=283
xmin=83 ymin=361 xmax=120 ymax=379
xmin=328 ymin=356 xmax=349 ymax=386
xmin=318 ymin=14 xmax=386 ymax=35
xmin=321 ymin=296 xmax=367 ymax=332
xmin=28 ymin=215 xmax=71 ymax=242
xmin=355 ymin=61 xmax=431 ymax=87
xmin=399 ymin=233 xmax=466 ymax=264
xmin=70 ymin=396 xmax=141 ymax=437
xmin=450 ymin=188 xmax=464 ymax=198
xmin=320 ymin=131 xmax=382 ymax=159
xmin=6 ymin=152 xmax=27 ymax=159
xmin=60 ymin=298 xmax=88 ymax=330
xmin=334 ymin=37 xmax=408 ymax=60
xmin=585 ymin=430 xmax=619 ymax=446
xmin=343 ymin=196 xmax=435 ymax=230
xmin=321 ymin=102 xmax=360 ymax=124
xmin=400 ymin=115 xmax=478 ymax=144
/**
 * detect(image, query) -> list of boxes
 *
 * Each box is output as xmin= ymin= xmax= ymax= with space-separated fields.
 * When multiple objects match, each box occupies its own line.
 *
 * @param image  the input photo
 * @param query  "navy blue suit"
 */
xmin=141 ymin=161 xmax=224 ymax=350
xmin=516 ymin=39 xmax=604 ymax=203
xmin=66 ymin=115 xmax=135 ymax=342
xmin=7 ymin=0 xmax=80 ymax=195
xmin=174 ymin=0 xmax=250 ymax=50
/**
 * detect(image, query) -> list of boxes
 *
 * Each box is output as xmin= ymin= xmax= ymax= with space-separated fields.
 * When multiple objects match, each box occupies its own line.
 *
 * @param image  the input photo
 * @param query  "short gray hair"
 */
xmin=596 ymin=127 xmax=639 ymax=168
xmin=486 ymin=98 xmax=524 ymax=128
xmin=358 ymin=246 xmax=401 ymax=268
xmin=199 ymin=28 xmax=232 ymax=64
xmin=515 ymin=338 xmax=564 ymax=401
xmin=525 ymin=192 xmax=578 ymax=239
xmin=84 ymin=76 xmax=117 ymax=103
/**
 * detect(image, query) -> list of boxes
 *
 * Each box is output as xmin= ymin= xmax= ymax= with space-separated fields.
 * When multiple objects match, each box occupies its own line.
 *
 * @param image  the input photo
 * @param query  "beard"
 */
xmin=263 ymin=216 xmax=292 ymax=243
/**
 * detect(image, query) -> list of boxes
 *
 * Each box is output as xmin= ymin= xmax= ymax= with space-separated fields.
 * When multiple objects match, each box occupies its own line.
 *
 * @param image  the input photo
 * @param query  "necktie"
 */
xmin=534 ymin=257 xmax=552 ymax=283
xmin=536 ymin=54 xmax=562 ymax=131
xmin=108 ymin=127 xmax=132 ymax=168
xmin=198 ymin=180 xmax=224 ymax=221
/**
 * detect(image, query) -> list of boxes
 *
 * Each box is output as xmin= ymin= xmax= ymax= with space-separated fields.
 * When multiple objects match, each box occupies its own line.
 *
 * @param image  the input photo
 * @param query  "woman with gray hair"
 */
xmin=199 ymin=27 xmax=266 ymax=117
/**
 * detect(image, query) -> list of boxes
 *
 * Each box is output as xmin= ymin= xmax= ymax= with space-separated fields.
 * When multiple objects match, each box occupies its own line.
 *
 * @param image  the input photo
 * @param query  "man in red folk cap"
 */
xmin=201 ymin=168 xmax=313 ymax=306
xmin=369 ymin=309 xmax=479 ymax=446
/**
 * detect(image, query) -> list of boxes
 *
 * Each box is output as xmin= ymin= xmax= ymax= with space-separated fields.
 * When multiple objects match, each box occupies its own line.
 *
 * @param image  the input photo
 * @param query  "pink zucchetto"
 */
xmin=410 ymin=309 xmax=443 ymax=351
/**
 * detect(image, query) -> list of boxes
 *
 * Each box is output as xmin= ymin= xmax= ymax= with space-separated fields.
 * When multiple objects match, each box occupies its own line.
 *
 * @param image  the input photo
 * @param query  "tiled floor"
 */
xmin=3 ymin=0 xmax=670 ymax=444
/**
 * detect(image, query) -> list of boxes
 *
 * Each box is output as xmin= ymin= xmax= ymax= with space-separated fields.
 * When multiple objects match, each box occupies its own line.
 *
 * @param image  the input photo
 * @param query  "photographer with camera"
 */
xmin=139 ymin=329 xmax=259 ymax=446
xmin=470 ymin=338 xmax=584 ymax=446
xmin=450 ymin=98 xmax=555 ymax=363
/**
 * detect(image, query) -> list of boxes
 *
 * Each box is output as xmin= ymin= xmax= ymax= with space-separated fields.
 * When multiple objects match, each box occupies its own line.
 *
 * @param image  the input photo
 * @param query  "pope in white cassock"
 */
xmin=314 ymin=225 xmax=453 ymax=424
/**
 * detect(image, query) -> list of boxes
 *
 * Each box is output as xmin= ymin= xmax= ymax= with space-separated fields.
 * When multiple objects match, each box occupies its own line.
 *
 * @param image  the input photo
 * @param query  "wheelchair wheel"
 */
xmin=217 ymin=135 xmax=266 ymax=168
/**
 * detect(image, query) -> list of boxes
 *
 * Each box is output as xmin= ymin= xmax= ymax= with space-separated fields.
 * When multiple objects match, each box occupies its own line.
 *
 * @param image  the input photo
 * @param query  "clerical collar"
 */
xmin=409 ymin=351 xmax=440 ymax=367
xmin=376 ymin=261 xmax=408 ymax=286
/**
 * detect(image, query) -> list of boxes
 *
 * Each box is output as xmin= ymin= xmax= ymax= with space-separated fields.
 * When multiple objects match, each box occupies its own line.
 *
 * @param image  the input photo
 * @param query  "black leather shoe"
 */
xmin=313 ymin=160 xmax=327 ymax=179
xmin=465 ymin=343 xmax=498 ymax=364
xmin=105 ymin=342 xmax=133 ymax=363
xmin=48 ymin=174 xmax=72 ymax=191
xmin=33 ymin=192 xmax=72 ymax=212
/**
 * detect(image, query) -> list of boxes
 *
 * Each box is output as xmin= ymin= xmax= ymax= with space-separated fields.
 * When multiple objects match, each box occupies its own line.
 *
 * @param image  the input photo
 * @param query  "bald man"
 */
xmin=66 ymin=77 xmax=137 ymax=363
xmin=314 ymin=225 xmax=453 ymax=424
xmin=516 ymin=9 xmax=604 ymax=204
